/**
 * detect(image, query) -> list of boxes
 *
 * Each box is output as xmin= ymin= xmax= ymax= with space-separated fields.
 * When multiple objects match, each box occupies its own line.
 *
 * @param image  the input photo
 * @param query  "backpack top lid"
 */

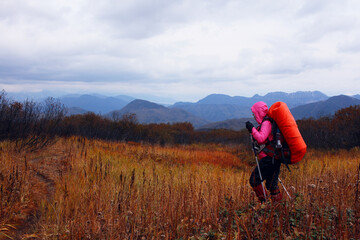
xmin=268 ymin=101 xmax=307 ymax=164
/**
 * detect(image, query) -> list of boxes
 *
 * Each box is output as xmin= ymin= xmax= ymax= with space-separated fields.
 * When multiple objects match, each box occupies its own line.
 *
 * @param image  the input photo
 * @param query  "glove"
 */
xmin=246 ymin=121 xmax=254 ymax=133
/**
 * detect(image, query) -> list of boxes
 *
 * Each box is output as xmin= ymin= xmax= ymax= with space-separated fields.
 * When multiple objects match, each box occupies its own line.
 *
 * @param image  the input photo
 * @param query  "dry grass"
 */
xmin=1 ymin=137 xmax=360 ymax=239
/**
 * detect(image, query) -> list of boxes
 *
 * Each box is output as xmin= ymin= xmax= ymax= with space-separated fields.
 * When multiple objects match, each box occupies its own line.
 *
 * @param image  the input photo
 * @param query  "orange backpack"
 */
xmin=267 ymin=101 xmax=307 ymax=164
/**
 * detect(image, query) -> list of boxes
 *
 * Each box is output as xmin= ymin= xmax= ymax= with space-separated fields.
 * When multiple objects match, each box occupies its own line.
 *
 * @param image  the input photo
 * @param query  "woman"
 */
xmin=246 ymin=101 xmax=282 ymax=203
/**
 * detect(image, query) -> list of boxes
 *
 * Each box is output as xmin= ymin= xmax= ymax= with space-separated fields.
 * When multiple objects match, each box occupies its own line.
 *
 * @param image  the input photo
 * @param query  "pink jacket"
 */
xmin=250 ymin=101 xmax=273 ymax=159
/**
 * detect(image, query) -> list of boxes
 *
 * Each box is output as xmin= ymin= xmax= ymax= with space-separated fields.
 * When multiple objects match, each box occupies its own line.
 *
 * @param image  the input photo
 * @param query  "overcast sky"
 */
xmin=1 ymin=0 xmax=360 ymax=102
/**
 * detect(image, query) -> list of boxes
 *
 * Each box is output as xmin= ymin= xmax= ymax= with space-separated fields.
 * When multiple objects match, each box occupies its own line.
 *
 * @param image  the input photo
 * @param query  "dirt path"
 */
xmin=12 ymin=150 xmax=70 ymax=239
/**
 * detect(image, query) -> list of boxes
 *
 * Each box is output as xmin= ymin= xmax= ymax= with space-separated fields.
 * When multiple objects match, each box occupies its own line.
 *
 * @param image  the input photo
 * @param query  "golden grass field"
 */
xmin=1 ymin=137 xmax=360 ymax=239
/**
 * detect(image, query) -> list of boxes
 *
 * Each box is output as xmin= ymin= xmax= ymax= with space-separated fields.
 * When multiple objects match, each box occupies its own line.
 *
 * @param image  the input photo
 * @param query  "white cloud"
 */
xmin=0 ymin=0 xmax=360 ymax=101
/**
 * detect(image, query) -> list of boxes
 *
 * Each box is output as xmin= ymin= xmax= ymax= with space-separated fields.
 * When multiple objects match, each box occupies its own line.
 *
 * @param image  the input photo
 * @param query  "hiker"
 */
xmin=246 ymin=101 xmax=283 ymax=203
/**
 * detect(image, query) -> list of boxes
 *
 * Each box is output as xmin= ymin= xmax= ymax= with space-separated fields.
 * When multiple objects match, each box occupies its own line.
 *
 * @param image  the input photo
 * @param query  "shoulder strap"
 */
xmin=262 ymin=116 xmax=272 ymax=124
xmin=258 ymin=116 xmax=272 ymax=130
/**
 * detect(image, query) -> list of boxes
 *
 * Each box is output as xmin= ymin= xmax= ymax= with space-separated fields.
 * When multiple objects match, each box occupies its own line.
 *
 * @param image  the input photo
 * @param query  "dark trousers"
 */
xmin=249 ymin=156 xmax=281 ymax=191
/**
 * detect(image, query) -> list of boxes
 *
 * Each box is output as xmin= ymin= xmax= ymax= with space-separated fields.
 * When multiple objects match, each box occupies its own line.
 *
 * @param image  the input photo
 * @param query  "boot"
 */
xmin=253 ymin=184 xmax=268 ymax=203
xmin=270 ymin=188 xmax=283 ymax=203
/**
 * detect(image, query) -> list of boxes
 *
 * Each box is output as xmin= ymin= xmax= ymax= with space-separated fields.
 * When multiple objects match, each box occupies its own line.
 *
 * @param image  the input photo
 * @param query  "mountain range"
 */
xmin=10 ymin=90 xmax=358 ymax=130
xmin=106 ymin=100 xmax=209 ymax=128
xmin=291 ymin=95 xmax=360 ymax=119
xmin=195 ymin=91 xmax=328 ymax=107
xmin=172 ymin=91 xmax=328 ymax=122
xmin=202 ymin=95 xmax=360 ymax=130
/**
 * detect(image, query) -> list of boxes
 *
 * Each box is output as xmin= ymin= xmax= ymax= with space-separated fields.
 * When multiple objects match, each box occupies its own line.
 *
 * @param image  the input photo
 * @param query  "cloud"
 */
xmin=338 ymin=32 xmax=360 ymax=53
xmin=1 ymin=0 xmax=360 ymax=100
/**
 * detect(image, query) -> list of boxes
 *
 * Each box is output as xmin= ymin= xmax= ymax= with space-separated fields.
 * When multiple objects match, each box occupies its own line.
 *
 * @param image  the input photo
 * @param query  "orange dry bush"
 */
xmin=0 ymin=142 xmax=37 ymax=239
xmin=0 ymin=138 xmax=73 ymax=239
xmin=28 ymin=138 xmax=252 ymax=239
xmin=1 ymin=137 xmax=360 ymax=239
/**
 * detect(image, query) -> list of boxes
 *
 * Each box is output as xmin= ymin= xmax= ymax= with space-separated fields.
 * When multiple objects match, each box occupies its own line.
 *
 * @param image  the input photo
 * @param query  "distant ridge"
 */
xmin=65 ymin=107 xmax=89 ymax=116
xmin=259 ymin=91 xmax=328 ymax=107
xmin=196 ymin=94 xmax=251 ymax=105
xmin=196 ymin=95 xmax=360 ymax=130
xmin=171 ymin=104 xmax=249 ymax=122
xmin=195 ymin=91 xmax=328 ymax=107
xmin=173 ymin=91 xmax=328 ymax=122
xmin=107 ymin=99 xmax=209 ymax=128
xmin=197 ymin=118 xmax=256 ymax=131
xmin=121 ymin=99 xmax=165 ymax=112
xmin=291 ymin=95 xmax=360 ymax=119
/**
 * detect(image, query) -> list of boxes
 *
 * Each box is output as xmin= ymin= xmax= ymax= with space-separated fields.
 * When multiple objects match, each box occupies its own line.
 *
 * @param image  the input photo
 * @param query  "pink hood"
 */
xmin=251 ymin=101 xmax=272 ymax=159
xmin=251 ymin=101 xmax=268 ymax=124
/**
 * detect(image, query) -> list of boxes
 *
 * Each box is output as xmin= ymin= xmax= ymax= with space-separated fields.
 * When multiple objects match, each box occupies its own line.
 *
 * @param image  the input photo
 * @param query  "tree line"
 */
xmin=0 ymin=91 xmax=65 ymax=151
xmin=0 ymin=91 xmax=359 ymax=150
xmin=297 ymin=105 xmax=360 ymax=149
xmin=61 ymin=112 xmax=248 ymax=145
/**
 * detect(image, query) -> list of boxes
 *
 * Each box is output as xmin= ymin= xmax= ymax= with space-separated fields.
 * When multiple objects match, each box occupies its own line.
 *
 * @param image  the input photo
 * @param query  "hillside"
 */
xmin=291 ymin=95 xmax=360 ymax=119
xmin=107 ymin=99 xmax=209 ymax=127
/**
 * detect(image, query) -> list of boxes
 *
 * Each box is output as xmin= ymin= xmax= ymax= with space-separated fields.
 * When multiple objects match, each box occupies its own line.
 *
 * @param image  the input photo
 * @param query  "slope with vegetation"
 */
xmin=1 ymin=137 xmax=360 ymax=239
xmin=1 ymin=90 xmax=360 ymax=149
xmin=0 ymin=91 xmax=360 ymax=238
xmin=291 ymin=95 xmax=360 ymax=120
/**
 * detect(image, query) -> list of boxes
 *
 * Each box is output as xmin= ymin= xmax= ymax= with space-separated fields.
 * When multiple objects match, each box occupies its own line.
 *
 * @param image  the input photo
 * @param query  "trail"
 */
xmin=12 ymin=150 xmax=70 ymax=240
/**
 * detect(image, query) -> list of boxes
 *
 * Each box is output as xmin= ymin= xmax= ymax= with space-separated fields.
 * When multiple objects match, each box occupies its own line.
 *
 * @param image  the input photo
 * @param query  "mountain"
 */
xmin=114 ymin=95 xmax=136 ymax=102
xmin=65 ymin=107 xmax=90 ymax=116
xmin=172 ymin=103 xmax=249 ymax=122
xmin=196 ymin=91 xmax=328 ymax=107
xmin=120 ymin=99 xmax=164 ymax=112
xmin=172 ymin=91 xmax=328 ymax=122
xmin=60 ymin=94 xmax=133 ymax=114
xmin=107 ymin=99 xmax=209 ymax=128
xmin=291 ymin=95 xmax=360 ymax=120
xmin=196 ymin=94 xmax=252 ymax=105
xmin=353 ymin=94 xmax=360 ymax=100
xmin=128 ymin=94 xmax=177 ymax=105
xmin=260 ymin=91 xmax=328 ymax=107
xmin=198 ymin=118 xmax=256 ymax=131
xmin=199 ymin=94 xmax=360 ymax=130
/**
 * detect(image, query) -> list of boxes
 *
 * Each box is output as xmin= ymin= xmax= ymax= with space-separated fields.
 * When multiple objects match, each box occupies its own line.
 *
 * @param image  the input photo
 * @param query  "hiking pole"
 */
xmin=278 ymin=177 xmax=292 ymax=200
xmin=250 ymin=135 xmax=267 ymax=201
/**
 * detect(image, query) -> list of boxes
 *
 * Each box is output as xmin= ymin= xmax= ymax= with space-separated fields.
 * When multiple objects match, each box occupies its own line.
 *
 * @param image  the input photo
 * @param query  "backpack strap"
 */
xmin=257 ymin=116 xmax=272 ymax=143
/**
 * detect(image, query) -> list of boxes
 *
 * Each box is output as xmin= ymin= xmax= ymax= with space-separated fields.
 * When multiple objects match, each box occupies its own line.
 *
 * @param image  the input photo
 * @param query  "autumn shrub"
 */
xmin=12 ymin=138 xmax=356 ymax=239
